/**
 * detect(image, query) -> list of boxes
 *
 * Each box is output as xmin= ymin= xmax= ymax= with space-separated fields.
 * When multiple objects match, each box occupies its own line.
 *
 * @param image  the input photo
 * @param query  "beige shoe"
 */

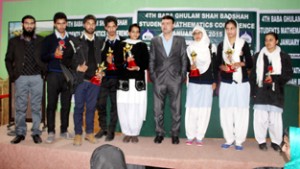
xmin=85 ymin=133 xmax=98 ymax=144
xmin=73 ymin=135 xmax=82 ymax=146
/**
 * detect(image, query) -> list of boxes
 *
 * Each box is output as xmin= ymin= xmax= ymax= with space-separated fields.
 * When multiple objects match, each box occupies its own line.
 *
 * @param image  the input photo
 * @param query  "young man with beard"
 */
xmin=94 ymin=16 xmax=124 ymax=141
xmin=72 ymin=15 xmax=104 ymax=146
xmin=41 ymin=12 xmax=76 ymax=143
xmin=5 ymin=15 xmax=46 ymax=144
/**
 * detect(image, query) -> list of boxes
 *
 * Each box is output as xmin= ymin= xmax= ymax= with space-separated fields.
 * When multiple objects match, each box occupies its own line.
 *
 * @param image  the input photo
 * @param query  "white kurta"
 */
xmin=117 ymin=79 xmax=147 ymax=136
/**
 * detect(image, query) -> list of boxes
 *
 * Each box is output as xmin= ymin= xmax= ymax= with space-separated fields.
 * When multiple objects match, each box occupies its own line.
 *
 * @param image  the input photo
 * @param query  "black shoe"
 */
xmin=95 ymin=130 xmax=107 ymax=139
xmin=105 ymin=132 xmax=115 ymax=141
xmin=258 ymin=143 xmax=268 ymax=151
xmin=10 ymin=135 xmax=25 ymax=144
xmin=271 ymin=143 xmax=281 ymax=152
xmin=154 ymin=135 xmax=164 ymax=144
xmin=172 ymin=136 xmax=180 ymax=144
xmin=32 ymin=135 xmax=42 ymax=144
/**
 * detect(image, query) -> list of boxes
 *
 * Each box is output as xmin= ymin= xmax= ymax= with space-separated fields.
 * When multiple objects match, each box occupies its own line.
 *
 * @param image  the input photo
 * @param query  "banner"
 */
xmin=260 ymin=11 xmax=300 ymax=85
xmin=137 ymin=9 xmax=258 ymax=55
xmin=67 ymin=16 xmax=132 ymax=38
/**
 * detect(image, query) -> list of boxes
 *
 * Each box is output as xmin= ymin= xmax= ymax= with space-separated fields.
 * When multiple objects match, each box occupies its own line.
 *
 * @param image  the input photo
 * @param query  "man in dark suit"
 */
xmin=5 ymin=15 xmax=46 ymax=144
xmin=149 ymin=15 xmax=188 ymax=144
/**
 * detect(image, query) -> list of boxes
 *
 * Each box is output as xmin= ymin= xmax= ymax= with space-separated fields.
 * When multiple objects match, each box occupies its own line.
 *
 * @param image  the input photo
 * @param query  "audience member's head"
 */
xmin=281 ymin=127 xmax=300 ymax=169
xmin=90 ymin=144 xmax=127 ymax=169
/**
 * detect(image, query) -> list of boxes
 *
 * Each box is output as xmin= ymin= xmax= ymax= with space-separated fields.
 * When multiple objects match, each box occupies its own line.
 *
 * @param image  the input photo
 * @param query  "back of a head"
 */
xmin=90 ymin=144 xmax=127 ymax=169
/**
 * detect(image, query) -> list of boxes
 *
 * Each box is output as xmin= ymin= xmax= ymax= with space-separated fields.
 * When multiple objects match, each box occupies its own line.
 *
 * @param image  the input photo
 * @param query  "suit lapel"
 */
xmin=168 ymin=36 xmax=177 ymax=57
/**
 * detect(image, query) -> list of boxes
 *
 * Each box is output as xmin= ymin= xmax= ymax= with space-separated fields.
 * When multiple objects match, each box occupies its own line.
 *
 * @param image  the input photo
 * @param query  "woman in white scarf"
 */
xmin=185 ymin=26 xmax=217 ymax=146
xmin=250 ymin=32 xmax=293 ymax=151
xmin=216 ymin=19 xmax=253 ymax=151
xmin=117 ymin=24 xmax=149 ymax=144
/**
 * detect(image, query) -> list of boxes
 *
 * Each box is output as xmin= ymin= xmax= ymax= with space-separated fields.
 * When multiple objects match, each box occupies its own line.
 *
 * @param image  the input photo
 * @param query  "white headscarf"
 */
xmin=123 ymin=39 xmax=142 ymax=44
xmin=256 ymin=46 xmax=282 ymax=87
xmin=186 ymin=26 xmax=211 ymax=74
xmin=222 ymin=20 xmax=245 ymax=83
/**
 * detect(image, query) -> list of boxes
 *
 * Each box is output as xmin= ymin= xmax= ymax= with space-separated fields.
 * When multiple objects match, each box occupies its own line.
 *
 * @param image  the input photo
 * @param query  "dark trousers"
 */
xmin=153 ymin=79 xmax=182 ymax=137
xmin=74 ymin=81 xmax=100 ymax=135
xmin=96 ymin=78 xmax=118 ymax=133
xmin=46 ymin=72 xmax=72 ymax=134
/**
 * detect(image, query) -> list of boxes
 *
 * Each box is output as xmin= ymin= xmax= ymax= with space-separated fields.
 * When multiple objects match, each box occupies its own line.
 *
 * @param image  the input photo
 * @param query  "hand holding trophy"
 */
xmin=90 ymin=62 xmax=107 ymax=86
xmin=264 ymin=64 xmax=273 ymax=83
xmin=224 ymin=48 xmax=236 ymax=73
xmin=106 ymin=47 xmax=117 ymax=70
xmin=189 ymin=51 xmax=201 ymax=77
xmin=55 ymin=40 xmax=65 ymax=59
xmin=123 ymin=43 xmax=137 ymax=68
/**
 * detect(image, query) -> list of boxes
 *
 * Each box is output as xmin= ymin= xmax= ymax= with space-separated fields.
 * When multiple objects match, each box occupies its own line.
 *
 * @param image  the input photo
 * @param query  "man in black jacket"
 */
xmin=41 ymin=12 xmax=76 ymax=143
xmin=95 ymin=16 xmax=124 ymax=141
xmin=72 ymin=14 xmax=104 ymax=146
xmin=5 ymin=15 xmax=46 ymax=144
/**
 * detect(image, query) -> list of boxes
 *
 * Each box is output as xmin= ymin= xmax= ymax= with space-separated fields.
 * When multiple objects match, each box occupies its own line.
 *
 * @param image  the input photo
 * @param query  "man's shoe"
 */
xmin=105 ymin=132 xmax=115 ymax=141
xmin=271 ymin=143 xmax=281 ymax=152
xmin=123 ymin=136 xmax=131 ymax=143
xmin=60 ymin=132 xmax=74 ymax=140
xmin=95 ymin=130 xmax=107 ymax=139
xmin=85 ymin=133 xmax=98 ymax=144
xmin=32 ymin=135 xmax=42 ymax=144
xmin=259 ymin=143 xmax=268 ymax=151
xmin=10 ymin=135 xmax=25 ymax=144
xmin=131 ymin=136 xmax=139 ymax=143
xmin=154 ymin=135 xmax=164 ymax=144
xmin=73 ymin=135 xmax=82 ymax=146
xmin=45 ymin=132 xmax=55 ymax=144
xmin=172 ymin=136 xmax=180 ymax=144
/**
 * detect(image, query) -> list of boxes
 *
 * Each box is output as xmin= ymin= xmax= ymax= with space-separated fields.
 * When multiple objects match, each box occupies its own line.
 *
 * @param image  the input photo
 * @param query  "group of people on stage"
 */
xmin=5 ymin=12 xmax=293 ymax=152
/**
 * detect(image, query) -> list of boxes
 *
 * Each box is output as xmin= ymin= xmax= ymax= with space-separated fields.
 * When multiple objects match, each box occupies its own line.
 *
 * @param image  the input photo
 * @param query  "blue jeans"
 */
xmin=14 ymin=75 xmax=43 ymax=136
xmin=74 ymin=81 xmax=100 ymax=135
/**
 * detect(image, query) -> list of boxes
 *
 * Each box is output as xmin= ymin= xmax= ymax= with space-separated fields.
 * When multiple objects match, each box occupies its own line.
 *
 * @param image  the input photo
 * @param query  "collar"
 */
xmin=159 ymin=32 xmax=174 ymax=41
xmin=81 ymin=31 xmax=95 ymax=41
xmin=55 ymin=29 xmax=69 ymax=39
xmin=105 ymin=35 xmax=120 ymax=43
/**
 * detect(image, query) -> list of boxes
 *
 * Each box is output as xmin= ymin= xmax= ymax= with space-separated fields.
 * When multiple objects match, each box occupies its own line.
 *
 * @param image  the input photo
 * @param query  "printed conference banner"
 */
xmin=136 ymin=9 xmax=258 ymax=55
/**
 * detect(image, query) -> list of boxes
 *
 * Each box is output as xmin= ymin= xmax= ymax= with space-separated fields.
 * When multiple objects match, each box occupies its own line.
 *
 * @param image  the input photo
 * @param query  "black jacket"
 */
xmin=215 ymin=42 xmax=253 ymax=83
xmin=72 ymin=35 xmax=104 ymax=84
xmin=5 ymin=35 xmax=46 ymax=82
xmin=250 ymin=51 xmax=293 ymax=108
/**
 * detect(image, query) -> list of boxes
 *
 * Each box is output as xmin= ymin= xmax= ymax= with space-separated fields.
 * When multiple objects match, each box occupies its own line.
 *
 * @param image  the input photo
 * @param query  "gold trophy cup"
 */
xmin=224 ymin=48 xmax=236 ymax=73
xmin=189 ymin=51 xmax=201 ymax=77
xmin=90 ymin=62 xmax=107 ymax=86
xmin=106 ymin=47 xmax=117 ymax=70
xmin=123 ymin=43 xmax=137 ymax=68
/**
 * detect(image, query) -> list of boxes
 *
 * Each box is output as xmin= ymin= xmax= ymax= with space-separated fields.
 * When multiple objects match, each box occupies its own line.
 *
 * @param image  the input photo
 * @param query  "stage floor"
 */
xmin=0 ymin=125 xmax=285 ymax=169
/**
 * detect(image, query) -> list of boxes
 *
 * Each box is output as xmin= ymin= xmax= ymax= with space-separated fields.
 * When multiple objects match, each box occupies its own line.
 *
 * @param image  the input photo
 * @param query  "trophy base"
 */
xmin=90 ymin=76 xmax=101 ymax=86
xmin=189 ymin=69 xmax=201 ymax=77
xmin=107 ymin=63 xmax=117 ymax=70
xmin=225 ymin=65 xmax=236 ymax=73
xmin=127 ymin=60 xmax=137 ymax=68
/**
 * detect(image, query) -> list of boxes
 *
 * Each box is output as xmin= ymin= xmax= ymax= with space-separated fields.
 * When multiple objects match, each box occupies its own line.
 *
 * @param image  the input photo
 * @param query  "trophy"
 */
xmin=106 ymin=47 xmax=117 ymax=70
xmin=224 ymin=48 xmax=236 ymax=73
xmin=90 ymin=62 xmax=107 ymax=86
xmin=189 ymin=51 xmax=201 ymax=77
xmin=56 ymin=40 xmax=66 ymax=59
xmin=123 ymin=43 xmax=137 ymax=68
xmin=264 ymin=64 xmax=273 ymax=83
